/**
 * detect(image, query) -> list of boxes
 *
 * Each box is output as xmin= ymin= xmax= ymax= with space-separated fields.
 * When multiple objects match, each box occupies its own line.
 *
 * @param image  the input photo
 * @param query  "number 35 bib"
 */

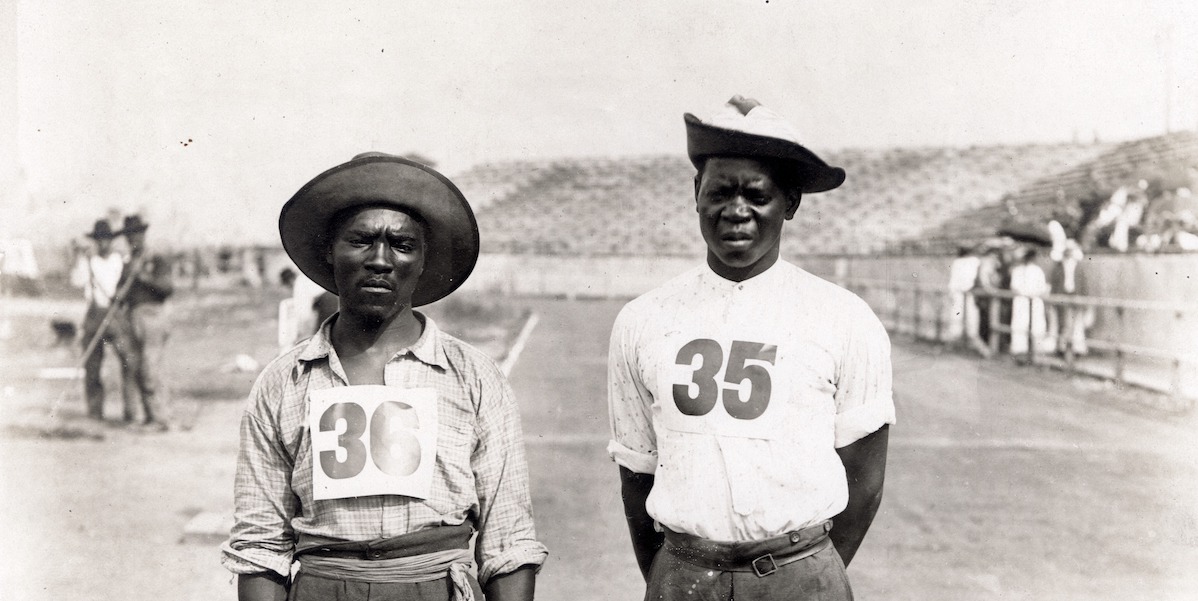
xmin=657 ymin=333 xmax=791 ymax=441
xmin=308 ymin=385 xmax=439 ymax=501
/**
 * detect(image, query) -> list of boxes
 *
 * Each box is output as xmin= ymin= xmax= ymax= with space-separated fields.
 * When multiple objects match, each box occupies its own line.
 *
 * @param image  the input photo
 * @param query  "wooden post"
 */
xmin=988 ymin=294 xmax=1001 ymax=355
xmin=1027 ymin=295 xmax=1037 ymax=366
xmin=1114 ymin=307 xmax=1126 ymax=386
xmin=929 ymin=289 xmax=939 ymax=342
xmin=1171 ymin=358 xmax=1183 ymax=405
xmin=1063 ymin=303 xmax=1076 ymax=373
xmin=913 ymin=286 xmax=922 ymax=341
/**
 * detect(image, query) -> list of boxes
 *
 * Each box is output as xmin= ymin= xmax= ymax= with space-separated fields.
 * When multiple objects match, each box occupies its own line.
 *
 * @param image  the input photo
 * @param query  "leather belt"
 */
xmin=664 ymin=520 xmax=834 ymax=578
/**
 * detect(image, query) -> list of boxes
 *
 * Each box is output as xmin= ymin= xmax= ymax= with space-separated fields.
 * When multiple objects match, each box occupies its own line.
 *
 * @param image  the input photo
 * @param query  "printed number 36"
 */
xmin=319 ymin=401 xmax=422 ymax=479
xmin=673 ymin=339 xmax=776 ymax=420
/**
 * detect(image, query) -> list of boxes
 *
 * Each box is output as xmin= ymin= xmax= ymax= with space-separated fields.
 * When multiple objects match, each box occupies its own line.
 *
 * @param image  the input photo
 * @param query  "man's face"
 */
xmin=695 ymin=157 xmax=800 ymax=280
xmin=126 ymin=231 xmax=146 ymax=253
xmin=95 ymin=237 xmax=113 ymax=256
xmin=326 ymin=206 xmax=426 ymax=323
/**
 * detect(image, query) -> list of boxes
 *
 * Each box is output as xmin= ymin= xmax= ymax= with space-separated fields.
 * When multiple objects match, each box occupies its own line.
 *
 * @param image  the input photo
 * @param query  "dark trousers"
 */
xmin=81 ymin=303 xmax=129 ymax=420
xmin=113 ymin=304 xmax=170 ymax=424
xmin=646 ymin=524 xmax=852 ymax=601
xmin=288 ymin=571 xmax=482 ymax=601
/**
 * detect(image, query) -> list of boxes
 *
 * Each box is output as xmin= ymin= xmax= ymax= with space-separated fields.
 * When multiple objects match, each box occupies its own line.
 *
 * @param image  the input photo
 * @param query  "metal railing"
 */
xmin=839 ymin=277 xmax=1198 ymax=403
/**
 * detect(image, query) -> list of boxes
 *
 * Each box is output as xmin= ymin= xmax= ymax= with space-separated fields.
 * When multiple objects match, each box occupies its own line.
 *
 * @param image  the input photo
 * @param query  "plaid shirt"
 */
xmin=221 ymin=314 xmax=547 ymax=583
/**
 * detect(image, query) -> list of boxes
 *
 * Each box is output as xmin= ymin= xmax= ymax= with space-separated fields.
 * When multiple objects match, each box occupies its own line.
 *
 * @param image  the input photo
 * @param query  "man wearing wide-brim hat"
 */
xmin=608 ymin=97 xmax=895 ymax=600
xmin=70 ymin=219 xmax=126 ymax=421
xmin=222 ymin=153 xmax=547 ymax=601
xmin=114 ymin=214 xmax=176 ymax=431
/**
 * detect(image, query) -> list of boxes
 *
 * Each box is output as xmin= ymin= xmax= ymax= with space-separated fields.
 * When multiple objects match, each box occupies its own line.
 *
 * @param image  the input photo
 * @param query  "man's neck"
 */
xmin=332 ymin=307 xmax=424 ymax=358
xmin=706 ymin=250 xmax=781 ymax=283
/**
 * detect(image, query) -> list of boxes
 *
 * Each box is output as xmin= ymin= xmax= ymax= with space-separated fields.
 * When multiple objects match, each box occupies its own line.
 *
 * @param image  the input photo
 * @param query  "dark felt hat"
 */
xmin=278 ymin=152 xmax=479 ymax=307
xmin=86 ymin=220 xmax=117 ymax=240
xmin=120 ymin=215 xmax=150 ymax=234
xmin=685 ymin=96 xmax=846 ymax=194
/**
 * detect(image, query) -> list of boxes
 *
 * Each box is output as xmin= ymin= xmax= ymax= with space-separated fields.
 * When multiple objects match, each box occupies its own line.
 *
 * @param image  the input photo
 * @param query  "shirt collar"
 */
xmin=700 ymin=257 xmax=788 ymax=291
xmin=297 ymin=311 xmax=448 ymax=370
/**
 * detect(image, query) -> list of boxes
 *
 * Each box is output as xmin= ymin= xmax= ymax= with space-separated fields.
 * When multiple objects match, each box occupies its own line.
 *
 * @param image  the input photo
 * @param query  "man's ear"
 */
xmin=785 ymin=191 xmax=803 ymax=220
xmin=693 ymin=174 xmax=702 ymax=206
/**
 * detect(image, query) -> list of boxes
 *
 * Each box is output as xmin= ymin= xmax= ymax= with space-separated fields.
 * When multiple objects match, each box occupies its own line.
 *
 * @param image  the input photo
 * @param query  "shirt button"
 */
xmin=371 ymin=551 xmax=383 ymax=559
xmin=790 ymin=533 xmax=801 ymax=543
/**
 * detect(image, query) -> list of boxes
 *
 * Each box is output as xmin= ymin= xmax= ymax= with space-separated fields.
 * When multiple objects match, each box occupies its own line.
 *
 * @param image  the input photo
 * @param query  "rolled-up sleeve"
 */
xmin=833 ymin=303 xmax=896 ymax=448
xmin=607 ymin=306 xmax=659 ymax=474
xmin=470 ymin=366 xmax=548 ymax=585
xmin=220 ymin=370 xmax=299 ymax=579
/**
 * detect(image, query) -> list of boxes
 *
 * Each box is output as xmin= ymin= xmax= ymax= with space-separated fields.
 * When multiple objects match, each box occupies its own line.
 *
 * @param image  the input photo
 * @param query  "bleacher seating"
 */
xmin=916 ymin=131 xmax=1198 ymax=253
xmin=456 ymin=141 xmax=1114 ymax=257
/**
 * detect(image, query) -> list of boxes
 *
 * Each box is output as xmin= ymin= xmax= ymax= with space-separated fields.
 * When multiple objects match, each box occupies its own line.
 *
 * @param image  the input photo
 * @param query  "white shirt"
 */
xmin=70 ymin=252 xmax=125 ymax=309
xmin=607 ymin=260 xmax=895 ymax=541
xmin=1010 ymin=263 xmax=1048 ymax=297
xmin=948 ymin=256 xmax=980 ymax=293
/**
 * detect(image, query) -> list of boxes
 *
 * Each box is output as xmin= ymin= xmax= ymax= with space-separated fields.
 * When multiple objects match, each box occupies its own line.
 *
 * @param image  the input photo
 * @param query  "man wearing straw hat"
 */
xmin=222 ymin=153 xmax=547 ymax=601
xmin=608 ymin=96 xmax=895 ymax=600
xmin=70 ymin=219 xmax=125 ymax=420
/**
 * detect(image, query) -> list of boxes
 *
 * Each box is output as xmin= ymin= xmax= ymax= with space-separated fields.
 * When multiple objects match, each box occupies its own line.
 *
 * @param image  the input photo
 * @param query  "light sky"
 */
xmin=7 ymin=0 xmax=1198 ymax=245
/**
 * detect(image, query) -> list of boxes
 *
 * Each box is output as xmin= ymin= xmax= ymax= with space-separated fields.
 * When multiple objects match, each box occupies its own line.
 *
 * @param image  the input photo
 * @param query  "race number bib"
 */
xmin=308 ymin=386 xmax=439 ymax=501
xmin=658 ymin=337 xmax=788 ymax=440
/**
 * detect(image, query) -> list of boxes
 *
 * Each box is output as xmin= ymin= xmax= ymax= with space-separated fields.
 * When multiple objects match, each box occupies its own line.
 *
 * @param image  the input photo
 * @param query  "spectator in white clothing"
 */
xmin=70 ymin=219 xmax=128 ymax=420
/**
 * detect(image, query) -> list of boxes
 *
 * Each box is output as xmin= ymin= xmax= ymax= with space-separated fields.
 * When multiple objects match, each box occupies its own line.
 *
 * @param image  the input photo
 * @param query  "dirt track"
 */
xmin=2 ymin=296 xmax=1197 ymax=600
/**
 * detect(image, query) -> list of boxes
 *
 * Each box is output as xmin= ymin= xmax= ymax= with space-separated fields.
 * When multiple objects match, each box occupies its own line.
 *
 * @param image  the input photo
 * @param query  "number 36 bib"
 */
xmin=308 ymin=385 xmax=439 ymax=501
xmin=657 ymin=333 xmax=792 ymax=441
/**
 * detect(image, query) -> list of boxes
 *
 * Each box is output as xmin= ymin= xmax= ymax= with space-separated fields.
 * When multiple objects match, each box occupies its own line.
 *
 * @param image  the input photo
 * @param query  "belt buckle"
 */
xmin=751 ymin=553 xmax=778 ymax=577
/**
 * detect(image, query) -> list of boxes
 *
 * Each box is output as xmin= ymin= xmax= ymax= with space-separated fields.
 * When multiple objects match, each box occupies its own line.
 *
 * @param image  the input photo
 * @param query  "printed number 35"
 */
xmin=673 ymin=339 xmax=776 ymax=420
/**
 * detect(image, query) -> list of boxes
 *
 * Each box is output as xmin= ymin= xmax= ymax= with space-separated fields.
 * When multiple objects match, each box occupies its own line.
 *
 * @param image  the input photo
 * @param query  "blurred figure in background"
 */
xmin=70 ymin=219 xmax=127 ymax=421
xmin=1050 ymin=240 xmax=1091 ymax=356
xmin=1008 ymin=246 xmax=1050 ymax=359
xmin=312 ymin=290 xmax=339 ymax=331
xmin=946 ymin=245 xmax=990 ymax=356
xmin=276 ymin=267 xmax=330 ymax=353
xmin=115 ymin=215 xmax=175 ymax=431
xmin=276 ymin=268 xmax=299 ymax=354
xmin=972 ymin=244 xmax=1005 ymax=349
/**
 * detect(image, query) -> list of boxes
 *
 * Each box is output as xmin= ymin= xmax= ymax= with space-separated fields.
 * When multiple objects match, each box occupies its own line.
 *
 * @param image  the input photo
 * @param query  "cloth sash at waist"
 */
xmin=295 ymin=525 xmax=477 ymax=600
xmin=664 ymin=520 xmax=833 ymax=577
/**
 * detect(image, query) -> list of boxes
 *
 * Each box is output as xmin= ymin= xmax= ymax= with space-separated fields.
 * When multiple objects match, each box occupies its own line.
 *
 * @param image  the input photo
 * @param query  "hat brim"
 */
xmin=279 ymin=155 xmax=479 ymax=307
xmin=684 ymin=113 xmax=846 ymax=193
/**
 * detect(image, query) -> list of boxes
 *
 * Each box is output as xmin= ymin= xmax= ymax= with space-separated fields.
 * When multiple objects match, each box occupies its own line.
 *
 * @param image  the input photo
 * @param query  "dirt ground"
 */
xmin=2 ymin=290 xmax=1196 ymax=600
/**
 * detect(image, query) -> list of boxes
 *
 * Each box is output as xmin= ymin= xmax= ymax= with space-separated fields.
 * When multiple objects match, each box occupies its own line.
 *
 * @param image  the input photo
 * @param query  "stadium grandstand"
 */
xmin=464 ymin=142 xmax=1114 ymax=258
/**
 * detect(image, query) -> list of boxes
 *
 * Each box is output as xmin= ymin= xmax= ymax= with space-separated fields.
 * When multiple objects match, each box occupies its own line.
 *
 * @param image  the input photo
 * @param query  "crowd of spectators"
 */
xmin=946 ymin=231 xmax=1094 ymax=361
xmin=1078 ymin=179 xmax=1198 ymax=254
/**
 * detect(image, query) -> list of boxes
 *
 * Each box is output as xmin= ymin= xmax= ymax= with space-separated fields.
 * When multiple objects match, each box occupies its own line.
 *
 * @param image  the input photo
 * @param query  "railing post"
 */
xmin=913 ymin=286 xmax=922 ymax=341
xmin=1171 ymin=358 xmax=1183 ymax=406
xmin=1114 ymin=307 xmax=1126 ymax=387
xmin=1063 ymin=303 xmax=1076 ymax=373
xmin=892 ymin=283 xmax=901 ymax=335
xmin=934 ymin=289 xmax=944 ymax=344
xmin=988 ymin=293 xmax=1001 ymax=356
xmin=1027 ymin=295 xmax=1037 ymax=366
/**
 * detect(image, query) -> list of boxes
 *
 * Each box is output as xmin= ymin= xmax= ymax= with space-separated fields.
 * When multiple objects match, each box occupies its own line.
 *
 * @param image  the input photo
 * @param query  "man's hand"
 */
xmin=831 ymin=424 xmax=890 ymax=567
xmin=619 ymin=466 xmax=665 ymax=581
